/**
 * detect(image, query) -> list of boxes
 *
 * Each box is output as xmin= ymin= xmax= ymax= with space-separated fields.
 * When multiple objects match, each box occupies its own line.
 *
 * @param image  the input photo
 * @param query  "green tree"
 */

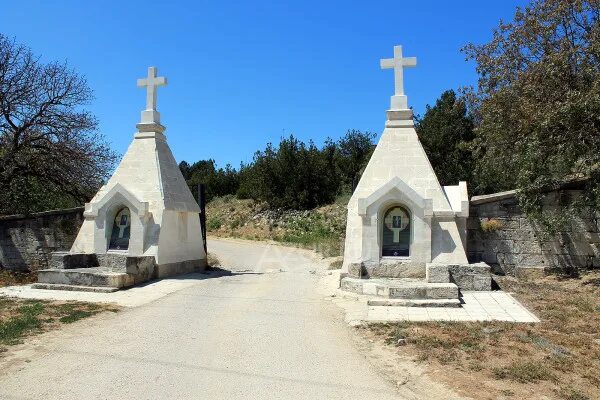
xmin=334 ymin=129 xmax=376 ymax=190
xmin=179 ymin=160 xmax=240 ymax=202
xmin=415 ymin=90 xmax=475 ymax=186
xmin=238 ymin=135 xmax=338 ymax=210
xmin=463 ymin=0 xmax=600 ymax=230
xmin=183 ymin=130 xmax=376 ymax=210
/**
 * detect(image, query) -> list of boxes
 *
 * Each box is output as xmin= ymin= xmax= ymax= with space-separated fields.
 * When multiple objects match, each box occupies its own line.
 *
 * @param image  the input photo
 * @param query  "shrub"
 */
xmin=480 ymin=218 xmax=503 ymax=232
xmin=206 ymin=216 xmax=222 ymax=231
xmin=492 ymin=361 xmax=555 ymax=383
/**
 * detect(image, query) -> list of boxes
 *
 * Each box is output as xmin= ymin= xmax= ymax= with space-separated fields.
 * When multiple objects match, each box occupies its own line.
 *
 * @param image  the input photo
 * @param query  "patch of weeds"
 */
xmin=313 ymin=237 xmax=343 ymax=257
xmin=438 ymin=349 xmax=459 ymax=364
xmin=468 ymin=362 xmax=484 ymax=372
xmin=556 ymin=387 xmax=590 ymax=400
xmin=0 ymin=269 xmax=37 ymax=287
xmin=548 ymin=353 xmax=576 ymax=373
xmin=384 ymin=321 xmax=411 ymax=345
xmin=206 ymin=216 xmax=222 ymax=231
xmin=0 ymin=302 xmax=44 ymax=345
xmin=58 ymin=303 xmax=74 ymax=311
xmin=517 ymin=333 xmax=571 ymax=357
xmin=0 ymin=298 xmax=12 ymax=308
xmin=59 ymin=310 xmax=95 ymax=324
xmin=492 ymin=361 xmax=555 ymax=383
xmin=567 ymin=295 xmax=597 ymax=313
xmin=229 ymin=218 xmax=243 ymax=229
xmin=411 ymin=334 xmax=454 ymax=350
xmin=85 ymin=303 xmax=102 ymax=311
xmin=499 ymin=389 xmax=515 ymax=397
xmin=542 ymin=308 xmax=570 ymax=323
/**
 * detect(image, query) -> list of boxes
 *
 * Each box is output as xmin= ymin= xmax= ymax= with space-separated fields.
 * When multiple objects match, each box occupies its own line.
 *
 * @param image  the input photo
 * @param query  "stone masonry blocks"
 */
xmin=426 ymin=262 xmax=492 ymax=291
xmin=468 ymin=188 xmax=599 ymax=276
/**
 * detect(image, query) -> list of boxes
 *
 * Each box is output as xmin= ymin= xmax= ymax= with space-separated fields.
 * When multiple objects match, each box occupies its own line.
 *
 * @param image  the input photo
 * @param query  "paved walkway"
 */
xmin=0 ymin=239 xmax=411 ymax=400
xmin=333 ymin=290 xmax=539 ymax=325
xmin=0 ymin=271 xmax=220 ymax=307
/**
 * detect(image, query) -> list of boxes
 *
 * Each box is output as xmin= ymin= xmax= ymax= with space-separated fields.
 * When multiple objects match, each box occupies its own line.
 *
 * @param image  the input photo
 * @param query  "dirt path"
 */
xmin=0 ymin=238 xmax=460 ymax=399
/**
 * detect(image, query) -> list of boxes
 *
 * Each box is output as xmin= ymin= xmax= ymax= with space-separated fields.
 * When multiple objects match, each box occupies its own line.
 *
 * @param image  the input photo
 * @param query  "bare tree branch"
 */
xmin=0 ymin=34 xmax=117 ymax=214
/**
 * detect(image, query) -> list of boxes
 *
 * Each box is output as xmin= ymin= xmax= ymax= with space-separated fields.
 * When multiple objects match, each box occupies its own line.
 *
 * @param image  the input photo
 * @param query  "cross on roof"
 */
xmin=137 ymin=67 xmax=167 ymax=111
xmin=380 ymin=45 xmax=417 ymax=96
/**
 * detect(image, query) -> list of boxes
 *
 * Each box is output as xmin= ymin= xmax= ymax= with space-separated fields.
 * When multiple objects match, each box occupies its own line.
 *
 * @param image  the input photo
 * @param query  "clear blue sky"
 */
xmin=1 ymin=0 xmax=527 ymax=168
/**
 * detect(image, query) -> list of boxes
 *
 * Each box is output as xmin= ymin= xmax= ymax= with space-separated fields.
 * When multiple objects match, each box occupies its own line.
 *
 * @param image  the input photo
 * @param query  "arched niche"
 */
xmin=381 ymin=205 xmax=411 ymax=257
xmin=108 ymin=206 xmax=131 ymax=250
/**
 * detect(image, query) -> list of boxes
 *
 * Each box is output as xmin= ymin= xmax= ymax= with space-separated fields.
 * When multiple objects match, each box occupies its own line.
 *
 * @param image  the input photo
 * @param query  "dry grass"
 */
xmin=0 ymin=270 xmax=37 ymax=287
xmin=0 ymin=297 xmax=119 ymax=353
xmin=480 ymin=218 xmax=504 ymax=232
xmin=360 ymin=270 xmax=600 ymax=400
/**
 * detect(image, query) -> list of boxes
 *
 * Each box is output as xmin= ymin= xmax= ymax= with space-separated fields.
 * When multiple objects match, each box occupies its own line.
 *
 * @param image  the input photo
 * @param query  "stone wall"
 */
xmin=467 ymin=190 xmax=599 ymax=276
xmin=0 ymin=207 xmax=84 ymax=272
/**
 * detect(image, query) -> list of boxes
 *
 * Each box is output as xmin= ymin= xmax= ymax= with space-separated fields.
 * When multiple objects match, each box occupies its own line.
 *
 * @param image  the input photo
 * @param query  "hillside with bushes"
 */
xmin=205 ymin=195 xmax=347 ymax=257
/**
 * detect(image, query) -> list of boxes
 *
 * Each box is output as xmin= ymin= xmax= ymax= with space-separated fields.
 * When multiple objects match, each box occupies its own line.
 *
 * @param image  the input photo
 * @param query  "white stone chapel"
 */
xmin=341 ymin=46 xmax=490 ymax=301
xmin=35 ymin=67 xmax=207 ymax=291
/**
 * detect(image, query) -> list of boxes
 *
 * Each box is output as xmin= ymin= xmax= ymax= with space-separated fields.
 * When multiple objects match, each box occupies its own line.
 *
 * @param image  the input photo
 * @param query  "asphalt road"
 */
xmin=0 ymin=238 xmax=402 ymax=400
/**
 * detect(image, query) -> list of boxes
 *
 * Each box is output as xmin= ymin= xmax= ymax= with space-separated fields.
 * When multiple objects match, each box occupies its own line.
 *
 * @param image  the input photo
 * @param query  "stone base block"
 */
xmin=340 ymin=277 xmax=459 ymax=301
xmin=426 ymin=264 xmax=450 ymax=283
xmin=50 ymin=251 xmax=131 ymax=272
xmin=347 ymin=260 xmax=426 ymax=279
xmin=97 ymin=253 xmax=129 ymax=272
xmin=49 ymin=252 xmax=99 ymax=270
xmin=448 ymin=263 xmax=492 ymax=291
xmin=156 ymin=258 xmax=206 ymax=279
xmin=126 ymin=256 xmax=157 ymax=283
xmin=425 ymin=262 xmax=493 ymax=291
xmin=38 ymin=255 xmax=207 ymax=291
xmin=37 ymin=267 xmax=135 ymax=288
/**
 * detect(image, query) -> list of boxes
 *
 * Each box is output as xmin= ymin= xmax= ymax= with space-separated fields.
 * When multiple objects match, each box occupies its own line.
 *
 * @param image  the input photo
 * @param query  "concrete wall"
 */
xmin=0 ymin=208 xmax=84 ymax=272
xmin=467 ymin=190 xmax=599 ymax=276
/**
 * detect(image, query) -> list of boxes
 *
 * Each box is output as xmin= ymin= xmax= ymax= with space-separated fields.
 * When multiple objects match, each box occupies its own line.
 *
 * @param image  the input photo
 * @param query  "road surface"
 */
xmin=0 ymin=238 xmax=403 ymax=400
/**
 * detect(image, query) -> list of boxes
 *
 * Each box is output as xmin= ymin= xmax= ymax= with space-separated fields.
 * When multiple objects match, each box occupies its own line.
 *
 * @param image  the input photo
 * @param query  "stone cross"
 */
xmin=117 ymin=223 xmax=127 ymax=238
xmin=137 ymin=67 xmax=167 ymax=111
xmin=380 ymin=45 xmax=416 ymax=96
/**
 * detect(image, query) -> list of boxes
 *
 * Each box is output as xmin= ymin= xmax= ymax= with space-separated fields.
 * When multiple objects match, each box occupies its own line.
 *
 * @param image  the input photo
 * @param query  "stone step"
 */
xmin=37 ymin=267 xmax=135 ymax=289
xmin=31 ymin=283 xmax=119 ymax=293
xmin=341 ymin=277 xmax=459 ymax=300
xmin=367 ymin=298 xmax=461 ymax=308
xmin=50 ymin=252 xmax=135 ymax=273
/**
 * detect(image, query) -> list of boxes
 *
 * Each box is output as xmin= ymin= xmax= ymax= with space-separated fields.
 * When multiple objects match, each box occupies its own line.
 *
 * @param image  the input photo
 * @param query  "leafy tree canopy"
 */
xmin=463 ymin=0 xmax=600 ymax=230
xmin=416 ymin=90 xmax=475 ymax=186
xmin=179 ymin=159 xmax=239 ymax=203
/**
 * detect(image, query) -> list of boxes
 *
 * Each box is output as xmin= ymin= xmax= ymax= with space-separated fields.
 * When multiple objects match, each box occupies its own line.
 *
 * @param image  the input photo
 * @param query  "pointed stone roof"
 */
xmin=89 ymin=66 xmax=198 ymax=213
xmin=351 ymin=115 xmax=452 ymax=213
xmin=90 ymin=131 xmax=199 ymax=213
